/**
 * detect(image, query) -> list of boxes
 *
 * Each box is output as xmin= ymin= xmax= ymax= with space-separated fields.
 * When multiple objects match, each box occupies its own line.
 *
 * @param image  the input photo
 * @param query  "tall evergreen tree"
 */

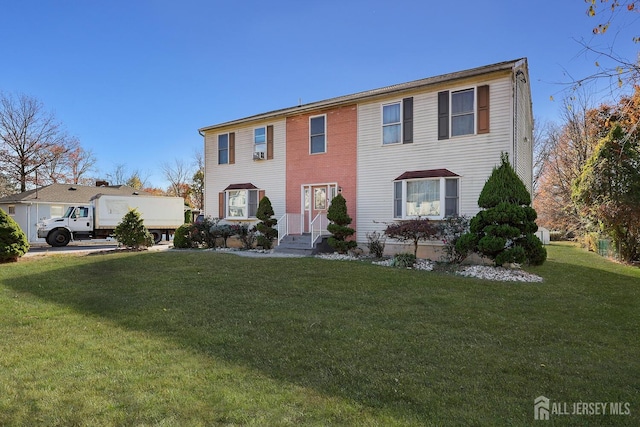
xmin=458 ymin=153 xmax=546 ymax=266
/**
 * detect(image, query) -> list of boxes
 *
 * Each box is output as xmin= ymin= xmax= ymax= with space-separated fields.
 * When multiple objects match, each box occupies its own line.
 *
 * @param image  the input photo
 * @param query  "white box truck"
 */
xmin=37 ymin=194 xmax=185 ymax=247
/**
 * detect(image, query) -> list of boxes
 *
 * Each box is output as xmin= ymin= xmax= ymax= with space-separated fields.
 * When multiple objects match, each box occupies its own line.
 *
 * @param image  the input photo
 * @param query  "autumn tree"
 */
xmin=39 ymin=140 xmax=96 ymax=185
xmin=0 ymin=92 xmax=79 ymax=192
xmin=534 ymin=92 xmax=603 ymax=234
xmin=573 ymin=124 xmax=640 ymax=262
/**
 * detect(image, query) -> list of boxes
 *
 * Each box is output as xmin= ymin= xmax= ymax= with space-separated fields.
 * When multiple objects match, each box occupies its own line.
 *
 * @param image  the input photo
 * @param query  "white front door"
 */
xmin=302 ymin=183 xmax=338 ymax=233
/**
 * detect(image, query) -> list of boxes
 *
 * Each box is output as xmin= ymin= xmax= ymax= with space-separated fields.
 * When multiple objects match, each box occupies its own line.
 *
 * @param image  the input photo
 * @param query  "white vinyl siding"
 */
xmin=204 ymin=119 xmax=286 ymax=222
xmin=356 ymin=74 xmax=515 ymax=245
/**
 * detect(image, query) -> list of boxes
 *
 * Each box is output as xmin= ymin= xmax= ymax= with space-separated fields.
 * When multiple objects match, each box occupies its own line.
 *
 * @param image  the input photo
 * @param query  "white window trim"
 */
xmin=309 ymin=114 xmax=327 ymax=154
xmin=393 ymin=177 xmax=459 ymax=220
xmin=218 ymin=133 xmax=229 ymax=165
xmin=449 ymin=87 xmax=477 ymax=138
xmin=254 ymin=126 xmax=266 ymax=154
xmin=225 ymin=189 xmax=259 ymax=220
xmin=381 ymin=101 xmax=402 ymax=145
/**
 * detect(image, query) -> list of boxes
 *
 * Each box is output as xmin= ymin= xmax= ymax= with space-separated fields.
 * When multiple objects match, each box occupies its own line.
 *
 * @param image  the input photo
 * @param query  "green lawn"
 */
xmin=0 ymin=243 xmax=638 ymax=426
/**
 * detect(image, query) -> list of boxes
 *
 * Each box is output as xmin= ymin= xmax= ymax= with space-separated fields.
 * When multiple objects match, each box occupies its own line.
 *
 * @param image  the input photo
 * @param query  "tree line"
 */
xmin=534 ymin=87 xmax=640 ymax=262
xmin=0 ymin=92 xmax=204 ymax=210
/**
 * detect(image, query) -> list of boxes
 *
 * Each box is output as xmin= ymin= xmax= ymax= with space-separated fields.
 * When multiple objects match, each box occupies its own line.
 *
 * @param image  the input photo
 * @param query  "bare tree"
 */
xmin=67 ymin=146 xmax=97 ymax=185
xmin=0 ymin=92 xmax=77 ymax=192
xmin=104 ymin=163 xmax=149 ymax=189
xmin=533 ymin=91 xmax=602 ymax=233
xmin=161 ymin=159 xmax=193 ymax=200
xmin=532 ymin=118 xmax=558 ymax=195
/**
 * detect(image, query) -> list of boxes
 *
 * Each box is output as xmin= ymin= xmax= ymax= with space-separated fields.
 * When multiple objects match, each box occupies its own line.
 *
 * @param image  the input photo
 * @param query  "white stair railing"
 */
xmin=277 ymin=213 xmax=287 ymax=244
xmin=310 ymin=213 xmax=329 ymax=248
xmin=278 ymin=213 xmax=304 ymax=244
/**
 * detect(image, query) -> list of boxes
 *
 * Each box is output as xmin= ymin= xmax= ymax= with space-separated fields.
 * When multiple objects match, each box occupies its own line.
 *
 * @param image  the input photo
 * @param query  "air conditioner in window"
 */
xmin=253 ymin=151 xmax=265 ymax=160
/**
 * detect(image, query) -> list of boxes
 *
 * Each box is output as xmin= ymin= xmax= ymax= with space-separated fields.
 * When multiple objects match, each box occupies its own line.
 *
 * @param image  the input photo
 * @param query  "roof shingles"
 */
xmin=0 ymin=184 xmax=149 ymax=204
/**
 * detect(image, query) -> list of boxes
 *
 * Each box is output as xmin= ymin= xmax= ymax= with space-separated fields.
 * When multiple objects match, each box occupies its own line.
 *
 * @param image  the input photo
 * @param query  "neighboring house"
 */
xmin=0 ymin=183 xmax=149 ymax=242
xmin=200 ymin=58 xmax=533 ymax=256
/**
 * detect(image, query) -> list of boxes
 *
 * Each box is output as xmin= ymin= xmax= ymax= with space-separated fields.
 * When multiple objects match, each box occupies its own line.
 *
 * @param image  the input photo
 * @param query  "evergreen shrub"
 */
xmin=458 ymin=153 xmax=546 ymax=266
xmin=255 ymin=196 xmax=278 ymax=249
xmin=113 ymin=209 xmax=154 ymax=250
xmin=0 ymin=208 xmax=29 ymax=262
xmin=326 ymin=194 xmax=357 ymax=254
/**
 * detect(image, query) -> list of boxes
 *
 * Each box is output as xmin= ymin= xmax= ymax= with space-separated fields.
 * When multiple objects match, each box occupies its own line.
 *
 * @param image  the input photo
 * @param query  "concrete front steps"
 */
xmin=274 ymin=233 xmax=332 ymax=256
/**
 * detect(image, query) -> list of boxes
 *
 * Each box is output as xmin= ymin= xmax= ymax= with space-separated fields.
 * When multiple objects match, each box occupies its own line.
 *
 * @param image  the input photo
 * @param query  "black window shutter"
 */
xmin=438 ymin=91 xmax=449 ymax=140
xmin=402 ymin=97 xmax=413 ymax=144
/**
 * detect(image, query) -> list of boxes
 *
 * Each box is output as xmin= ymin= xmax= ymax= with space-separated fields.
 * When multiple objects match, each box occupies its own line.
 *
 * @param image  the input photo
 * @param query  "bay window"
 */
xmin=393 ymin=170 xmax=459 ymax=219
xmin=226 ymin=189 xmax=258 ymax=219
xmin=220 ymin=183 xmax=262 ymax=219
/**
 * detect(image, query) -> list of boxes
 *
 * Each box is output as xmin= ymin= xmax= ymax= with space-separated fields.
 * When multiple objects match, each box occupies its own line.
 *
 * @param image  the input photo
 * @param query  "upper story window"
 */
xmin=438 ymin=86 xmax=489 ymax=140
xmin=393 ymin=170 xmax=459 ymax=220
xmin=254 ymin=127 xmax=266 ymax=158
xmin=310 ymin=115 xmax=326 ymax=154
xmin=383 ymin=103 xmax=401 ymax=144
xmin=382 ymin=97 xmax=413 ymax=145
xmin=451 ymin=89 xmax=474 ymax=136
xmin=8 ymin=205 xmax=15 ymax=215
xmin=218 ymin=134 xmax=229 ymax=164
xmin=217 ymin=132 xmax=235 ymax=164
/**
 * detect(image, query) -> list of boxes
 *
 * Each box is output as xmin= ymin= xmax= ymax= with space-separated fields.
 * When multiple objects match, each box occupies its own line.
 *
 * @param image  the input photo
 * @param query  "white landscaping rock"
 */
xmin=456 ymin=265 xmax=543 ymax=282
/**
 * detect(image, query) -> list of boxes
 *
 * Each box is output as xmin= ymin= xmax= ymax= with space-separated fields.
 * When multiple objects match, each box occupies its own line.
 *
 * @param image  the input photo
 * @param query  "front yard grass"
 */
xmin=0 ymin=242 xmax=638 ymax=425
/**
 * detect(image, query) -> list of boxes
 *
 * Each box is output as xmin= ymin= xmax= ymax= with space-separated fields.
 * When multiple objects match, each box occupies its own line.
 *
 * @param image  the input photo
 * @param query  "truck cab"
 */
xmin=37 ymin=205 xmax=94 ymax=246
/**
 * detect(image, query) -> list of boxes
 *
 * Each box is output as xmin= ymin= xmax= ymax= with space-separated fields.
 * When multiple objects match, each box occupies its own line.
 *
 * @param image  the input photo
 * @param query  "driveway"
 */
xmin=26 ymin=240 xmax=172 ymax=257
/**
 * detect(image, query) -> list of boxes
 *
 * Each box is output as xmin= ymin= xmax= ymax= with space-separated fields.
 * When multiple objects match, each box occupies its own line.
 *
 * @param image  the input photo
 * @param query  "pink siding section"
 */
xmin=286 ymin=104 xmax=358 ymax=224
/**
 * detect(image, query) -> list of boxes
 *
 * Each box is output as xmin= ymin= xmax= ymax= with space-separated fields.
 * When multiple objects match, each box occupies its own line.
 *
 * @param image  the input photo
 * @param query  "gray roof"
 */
xmin=0 ymin=183 xmax=150 ymax=204
xmin=199 ymin=58 xmax=527 ymax=133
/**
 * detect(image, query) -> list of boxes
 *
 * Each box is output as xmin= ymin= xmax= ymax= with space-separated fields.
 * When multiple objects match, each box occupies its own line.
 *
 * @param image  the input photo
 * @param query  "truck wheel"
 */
xmin=49 ymin=230 xmax=71 ymax=247
xmin=150 ymin=230 xmax=162 ymax=244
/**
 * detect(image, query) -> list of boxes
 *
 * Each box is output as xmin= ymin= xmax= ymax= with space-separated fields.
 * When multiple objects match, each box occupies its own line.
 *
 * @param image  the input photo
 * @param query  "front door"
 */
xmin=302 ymin=183 xmax=337 ymax=233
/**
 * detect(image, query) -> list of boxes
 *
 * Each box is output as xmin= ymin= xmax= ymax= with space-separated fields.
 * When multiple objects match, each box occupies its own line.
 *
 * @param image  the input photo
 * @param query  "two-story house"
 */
xmin=200 ymin=58 xmax=533 ymax=256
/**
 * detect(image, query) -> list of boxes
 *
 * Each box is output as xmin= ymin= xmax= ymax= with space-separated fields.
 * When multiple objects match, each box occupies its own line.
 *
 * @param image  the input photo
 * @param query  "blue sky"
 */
xmin=1 ymin=1 xmax=638 ymax=188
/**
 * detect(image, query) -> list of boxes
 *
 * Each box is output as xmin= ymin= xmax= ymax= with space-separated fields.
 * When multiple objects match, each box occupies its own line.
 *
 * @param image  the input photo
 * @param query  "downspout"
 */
xmin=198 ymin=129 xmax=206 ymax=216
xmin=514 ymin=69 xmax=526 ymax=170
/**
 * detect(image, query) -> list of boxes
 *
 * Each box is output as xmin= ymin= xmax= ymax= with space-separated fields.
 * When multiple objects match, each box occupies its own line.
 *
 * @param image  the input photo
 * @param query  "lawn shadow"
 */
xmin=3 ymin=249 xmax=640 ymax=425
